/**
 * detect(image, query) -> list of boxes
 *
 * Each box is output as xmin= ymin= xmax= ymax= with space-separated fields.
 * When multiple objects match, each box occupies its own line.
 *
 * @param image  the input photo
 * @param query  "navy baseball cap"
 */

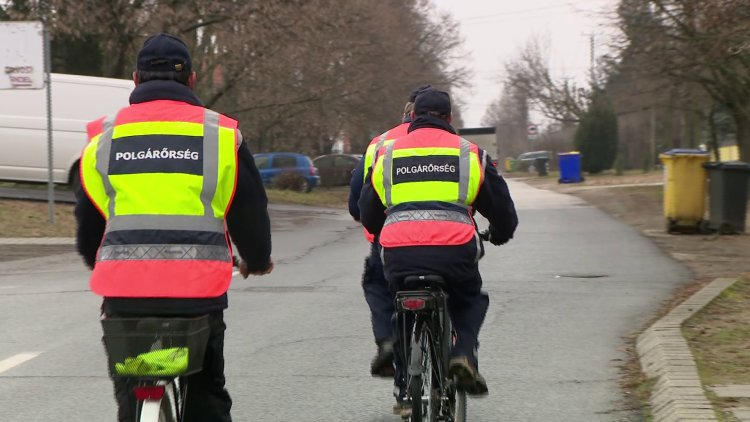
xmin=413 ymin=89 xmax=451 ymax=116
xmin=137 ymin=33 xmax=192 ymax=72
xmin=408 ymin=84 xmax=433 ymax=102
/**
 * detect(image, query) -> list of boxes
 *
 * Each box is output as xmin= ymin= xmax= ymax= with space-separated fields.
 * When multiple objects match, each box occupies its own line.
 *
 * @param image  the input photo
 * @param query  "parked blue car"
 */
xmin=253 ymin=152 xmax=320 ymax=193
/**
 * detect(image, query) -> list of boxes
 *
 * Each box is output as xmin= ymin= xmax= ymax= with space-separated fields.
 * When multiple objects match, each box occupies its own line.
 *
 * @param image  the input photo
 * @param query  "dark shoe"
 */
xmin=449 ymin=356 xmax=489 ymax=396
xmin=370 ymin=340 xmax=395 ymax=377
xmin=393 ymin=400 xmax=410 ymax=417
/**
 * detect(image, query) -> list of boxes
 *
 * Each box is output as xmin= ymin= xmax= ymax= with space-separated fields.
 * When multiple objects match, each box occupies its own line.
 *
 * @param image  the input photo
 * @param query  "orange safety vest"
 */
xmin=370 ymin=128 xmax=486 ymax=248
xmin=361 ymin=122 xmax=410 ymax=242
xmin=80 ymin=100 xmax=240 ymax=298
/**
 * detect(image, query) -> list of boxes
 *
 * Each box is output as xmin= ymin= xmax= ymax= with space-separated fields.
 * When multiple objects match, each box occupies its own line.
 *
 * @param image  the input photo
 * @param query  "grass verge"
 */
xmin=0 ymin=200 xmax=76 ymax=237
xmin=683 ymin=276 xmax=750 ymax=420
xmin=0 ymin=186 xmax=351 ymax=238
xmin=265 ymin=186 xmax=349 ymax=208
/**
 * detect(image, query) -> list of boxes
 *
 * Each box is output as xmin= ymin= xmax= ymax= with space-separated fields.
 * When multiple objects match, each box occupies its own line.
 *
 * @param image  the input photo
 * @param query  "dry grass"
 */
xmin=0 ymin=186 xmax=351 ymax=238
xmin=0 ymin=200 xmax=76 ymax=237
xmin=683 ymin=276 xmax=750 ymax=387
xmin=265 ymin=186 xmax=350 ymax=208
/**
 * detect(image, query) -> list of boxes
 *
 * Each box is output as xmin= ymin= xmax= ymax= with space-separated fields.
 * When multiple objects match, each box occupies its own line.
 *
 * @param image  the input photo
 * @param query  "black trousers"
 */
xmin=106 ymin=310 xmax=232 ymax=422
xmin=383 ymin=243 xmax=490 ymax=369
xmin=361 ymin=242 xmax=394 ymax=343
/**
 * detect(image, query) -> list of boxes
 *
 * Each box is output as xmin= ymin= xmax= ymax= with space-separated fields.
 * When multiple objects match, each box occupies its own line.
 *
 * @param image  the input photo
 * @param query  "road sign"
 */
xmin=527 ymin=123 xmax=538 ymax=136
xmin=0 ymin=21 xmax=44 ymax=90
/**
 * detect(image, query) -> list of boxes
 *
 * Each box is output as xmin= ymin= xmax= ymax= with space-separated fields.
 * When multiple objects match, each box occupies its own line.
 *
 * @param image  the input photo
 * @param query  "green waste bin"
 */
xmin=702 ymin=161 xmax=750 ymax=234
xmin=533 ymin=157 xmax=549 ymax=176
xmin=659 ymin=149 xmax=710 ymax=233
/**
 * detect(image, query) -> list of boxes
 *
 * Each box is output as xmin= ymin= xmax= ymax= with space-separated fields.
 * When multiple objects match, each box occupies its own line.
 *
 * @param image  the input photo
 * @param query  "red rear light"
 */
xmin=310 ymin=166 xmax=317 ymax=175
xmin=402 ymin=298 xmax=426 ymax=311
xmin=134 ymin=385 xmax=165 ymax=400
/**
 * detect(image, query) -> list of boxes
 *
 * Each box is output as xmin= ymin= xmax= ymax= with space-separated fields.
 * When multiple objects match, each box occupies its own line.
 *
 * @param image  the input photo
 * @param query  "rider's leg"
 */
xmin=446 ymin=269 xmax=490 ymax=395
xmin=362 ymin=241 xmax=397 ymax=377
xmin=112 ymin=376 xmax=137 ymax=422
xmin=446 ymin=271 xmax=489 ymax=368
xmin=183 ymin=311 xmax=232 ymax=422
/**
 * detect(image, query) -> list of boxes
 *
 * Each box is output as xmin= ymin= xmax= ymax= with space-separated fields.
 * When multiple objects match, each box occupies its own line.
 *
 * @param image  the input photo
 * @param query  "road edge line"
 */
xmin=0 ymin=352 xmax=42 ymax=374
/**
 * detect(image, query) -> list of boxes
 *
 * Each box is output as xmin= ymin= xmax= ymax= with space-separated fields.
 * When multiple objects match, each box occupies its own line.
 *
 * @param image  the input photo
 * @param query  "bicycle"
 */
xmin=99 ymin=257 xmax=241 ymax=422
xmin=396 ymin=274 xmax=467 ymax=422
xmin=101 ymin=314 xmax=211 ymax=422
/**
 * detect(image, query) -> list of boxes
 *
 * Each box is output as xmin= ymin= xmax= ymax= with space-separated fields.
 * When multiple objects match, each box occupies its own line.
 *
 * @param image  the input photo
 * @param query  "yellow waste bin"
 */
xmin=659 ymin=149 xmax=710 ymax=233
xmin=504 ymin=157 xmax=514 ymax=172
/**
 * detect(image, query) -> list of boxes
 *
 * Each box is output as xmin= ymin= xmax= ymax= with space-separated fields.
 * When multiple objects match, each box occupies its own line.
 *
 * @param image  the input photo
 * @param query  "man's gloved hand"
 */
xmin=239 ymin=257 xmax=274 ymax=278
xmin=488 ymin=229 xmax=511 ymax=246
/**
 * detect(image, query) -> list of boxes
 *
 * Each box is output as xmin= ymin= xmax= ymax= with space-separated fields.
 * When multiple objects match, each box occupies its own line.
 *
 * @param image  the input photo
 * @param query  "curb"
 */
xmin=637 ymin=277 xmax=739 ymax=421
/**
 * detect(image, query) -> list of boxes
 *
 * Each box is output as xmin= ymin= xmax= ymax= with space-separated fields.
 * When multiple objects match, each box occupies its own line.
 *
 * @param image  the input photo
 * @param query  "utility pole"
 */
xmin=589 ymin=33 xmax=596 ymax=88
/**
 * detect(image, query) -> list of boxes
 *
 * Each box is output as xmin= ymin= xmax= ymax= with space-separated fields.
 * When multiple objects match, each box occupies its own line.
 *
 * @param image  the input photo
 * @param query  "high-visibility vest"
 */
xmin=370 ymin=128 xmax=486 ymax=248
xmin=80 ymin=100 xmax=241 ymax=298
xmin=360 ymin=123 xmax=409 ymax=242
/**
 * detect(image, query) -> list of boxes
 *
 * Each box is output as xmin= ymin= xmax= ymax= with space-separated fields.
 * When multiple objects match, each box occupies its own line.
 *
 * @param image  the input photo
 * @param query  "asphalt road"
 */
xmin=0 ymin=180 xmax=691 ymax=421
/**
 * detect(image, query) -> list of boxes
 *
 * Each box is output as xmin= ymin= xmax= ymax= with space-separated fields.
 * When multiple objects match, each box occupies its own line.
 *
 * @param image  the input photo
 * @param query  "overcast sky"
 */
xmin=429 ymin=0 xmax=619 ymax=128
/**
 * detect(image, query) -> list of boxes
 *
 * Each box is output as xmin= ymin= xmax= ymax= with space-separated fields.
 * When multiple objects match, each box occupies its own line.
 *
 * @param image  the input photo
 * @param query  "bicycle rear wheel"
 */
xmin=408 ymin=323 xmax=438 ymax=422
xmin=137 ymin=380 xmax=179 ymax=422
xmin=454 ymin=389 xmax=467 ymax=422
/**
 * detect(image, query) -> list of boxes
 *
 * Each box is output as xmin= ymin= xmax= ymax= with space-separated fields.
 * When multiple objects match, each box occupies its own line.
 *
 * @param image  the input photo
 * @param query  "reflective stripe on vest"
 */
xmin=362 ymin=123 xmax=409 ymax=183
xmin=81 ymin=105 xmax=239 ymax=298
xmin=360 ymin=122 xmax=409 ymax=243
xmin=370 ymin=129 xmax=483 ymax=247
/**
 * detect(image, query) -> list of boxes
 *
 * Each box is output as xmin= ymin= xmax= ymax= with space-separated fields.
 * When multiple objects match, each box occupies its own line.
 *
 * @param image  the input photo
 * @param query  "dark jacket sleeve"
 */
xmin=358 ymin=166 xmax=387 ymax=235
xmin=348 ymin=157 xmax=365 ymax=221
xmin=225 ymin=140 xmax=272 ymax=272
xmin=473 ymin=153 xmax=518 ymax=244
xmin=75 ymin=191 xmax=106 ymax=269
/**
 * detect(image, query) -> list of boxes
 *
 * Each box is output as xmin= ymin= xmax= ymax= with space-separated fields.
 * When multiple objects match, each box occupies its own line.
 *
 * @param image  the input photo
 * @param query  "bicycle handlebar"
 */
xmin=478 ymin=228 xmax=490 ymax=241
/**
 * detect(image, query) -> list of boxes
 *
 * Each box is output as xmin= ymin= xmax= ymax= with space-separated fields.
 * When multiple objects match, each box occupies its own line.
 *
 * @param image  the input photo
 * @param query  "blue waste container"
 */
xmin=558 ymin=152 xmax=582 ymax=183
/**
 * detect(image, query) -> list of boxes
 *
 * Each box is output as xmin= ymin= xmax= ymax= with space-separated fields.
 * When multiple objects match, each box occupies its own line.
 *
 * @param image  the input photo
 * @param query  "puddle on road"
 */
xmin=555 ymin=273 xmax=609 ymax=279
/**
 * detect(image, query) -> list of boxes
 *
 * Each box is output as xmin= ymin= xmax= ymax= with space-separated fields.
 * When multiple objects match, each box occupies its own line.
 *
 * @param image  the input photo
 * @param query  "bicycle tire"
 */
xmin=137 ymin=381 xmax=178 ymax=422
xmin=454 ymin=389 xmax=467 ymax=422
xmin=409 ymin=323 xmax=438 ymax=422
xmin=158 ymin=387 xmax=177 ymax=422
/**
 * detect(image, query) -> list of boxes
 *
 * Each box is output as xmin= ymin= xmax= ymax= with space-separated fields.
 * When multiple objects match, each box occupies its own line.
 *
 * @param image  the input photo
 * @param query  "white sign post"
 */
xmin=0 ymin=21 xmax=54 ymax=223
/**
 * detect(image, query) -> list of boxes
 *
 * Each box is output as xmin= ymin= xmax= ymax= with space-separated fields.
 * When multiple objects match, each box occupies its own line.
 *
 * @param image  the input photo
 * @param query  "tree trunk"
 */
xmin=734 ymin=109 xmax=750 ymax=162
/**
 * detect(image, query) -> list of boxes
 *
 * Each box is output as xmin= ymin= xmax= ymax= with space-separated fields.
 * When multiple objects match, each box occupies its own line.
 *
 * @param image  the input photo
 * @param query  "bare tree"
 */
xmin=7 ymin=0 xmax=469 ymax=155
xmin=617 ymin=0 xmax=750 ymax=161
xmin=505 ymin=38 xmax=591 ymax=124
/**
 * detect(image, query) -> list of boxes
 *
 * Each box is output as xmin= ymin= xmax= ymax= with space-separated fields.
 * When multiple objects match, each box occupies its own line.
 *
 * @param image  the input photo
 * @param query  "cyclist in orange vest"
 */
xmin=359 ymin=89 xmax=518 ymax=396
xmin=75 ymin=34 xmax=273 ymax=422
xmin=348 ymin=85 xmax=431 ymax=412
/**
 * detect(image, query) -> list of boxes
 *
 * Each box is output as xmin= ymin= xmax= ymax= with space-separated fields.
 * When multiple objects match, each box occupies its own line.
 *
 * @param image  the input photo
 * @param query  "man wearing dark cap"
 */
xmin=348 ymin=85 xmax=431 ymax=413
xmin=359 ymin=88 xmax=518 ymax=397
xmin=76 ymin=33 xmax=273 ymax=421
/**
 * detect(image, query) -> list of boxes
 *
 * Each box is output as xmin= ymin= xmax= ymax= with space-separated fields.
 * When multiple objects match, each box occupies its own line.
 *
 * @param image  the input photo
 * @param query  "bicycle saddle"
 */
xmin=403 ymin=274 xmax=446 ymax=290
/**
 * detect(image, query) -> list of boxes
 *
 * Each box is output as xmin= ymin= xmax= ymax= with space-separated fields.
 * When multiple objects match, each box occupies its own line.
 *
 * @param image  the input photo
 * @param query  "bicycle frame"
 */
xmin=396 ymin=276 xmax=465 ymax=421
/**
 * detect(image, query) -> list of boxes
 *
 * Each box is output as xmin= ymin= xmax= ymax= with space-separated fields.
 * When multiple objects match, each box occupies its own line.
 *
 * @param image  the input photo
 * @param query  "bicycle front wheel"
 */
xmin=408 ymin=323 xmax=438 ymax=422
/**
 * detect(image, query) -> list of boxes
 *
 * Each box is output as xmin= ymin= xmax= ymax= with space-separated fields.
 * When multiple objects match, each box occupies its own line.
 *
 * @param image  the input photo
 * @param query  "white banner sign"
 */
xmin=0 ymin=21 xmax=44 ymax=89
